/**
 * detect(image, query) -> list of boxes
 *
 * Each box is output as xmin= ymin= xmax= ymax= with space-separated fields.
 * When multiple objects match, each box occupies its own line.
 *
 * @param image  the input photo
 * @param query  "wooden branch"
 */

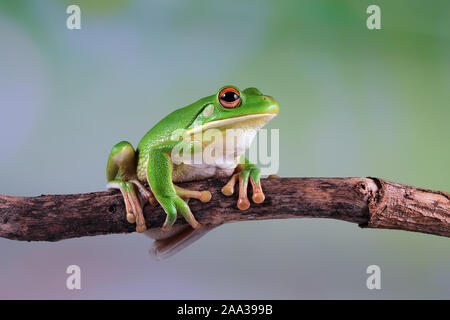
xmin=0 ymin=177 xmax=449 ymax=242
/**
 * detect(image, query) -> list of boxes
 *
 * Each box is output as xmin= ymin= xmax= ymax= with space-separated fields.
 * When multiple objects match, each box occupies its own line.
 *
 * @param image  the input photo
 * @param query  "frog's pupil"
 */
xmin=221 ymin=92 xmax=239 ymax=102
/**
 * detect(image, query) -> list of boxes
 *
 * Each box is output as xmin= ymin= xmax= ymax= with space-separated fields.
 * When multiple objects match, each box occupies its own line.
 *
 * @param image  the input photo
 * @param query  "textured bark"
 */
xmin=0 ymin=177 xmax=449 ymax=242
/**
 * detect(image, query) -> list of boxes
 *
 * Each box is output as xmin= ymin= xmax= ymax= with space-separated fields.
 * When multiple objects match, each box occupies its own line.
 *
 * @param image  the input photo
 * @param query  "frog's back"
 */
xmin=136 ymin=98 xmax=208 ymax=181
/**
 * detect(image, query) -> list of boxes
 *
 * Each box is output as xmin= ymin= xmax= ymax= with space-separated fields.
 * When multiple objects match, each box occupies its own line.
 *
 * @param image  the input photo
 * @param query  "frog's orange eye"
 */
xmin=218 ymin=87 xmax=241 ymax=109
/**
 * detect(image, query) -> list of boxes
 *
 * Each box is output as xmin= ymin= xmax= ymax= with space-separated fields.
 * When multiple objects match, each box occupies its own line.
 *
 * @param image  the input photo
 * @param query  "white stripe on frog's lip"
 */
xmin=185 ymin=113 xmax=276 ymax=136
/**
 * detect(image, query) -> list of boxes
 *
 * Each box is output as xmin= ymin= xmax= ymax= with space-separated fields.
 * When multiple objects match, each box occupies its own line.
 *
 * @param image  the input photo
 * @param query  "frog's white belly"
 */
xmin=171 ymin=128 xmax=257 ymax=182
xmin=172 ymin=163 xmax=236 ymax=182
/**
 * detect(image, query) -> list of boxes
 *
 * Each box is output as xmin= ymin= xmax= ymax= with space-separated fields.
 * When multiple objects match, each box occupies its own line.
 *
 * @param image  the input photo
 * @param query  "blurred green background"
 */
xmin=0 ymin=0 xmax=449 ymax=299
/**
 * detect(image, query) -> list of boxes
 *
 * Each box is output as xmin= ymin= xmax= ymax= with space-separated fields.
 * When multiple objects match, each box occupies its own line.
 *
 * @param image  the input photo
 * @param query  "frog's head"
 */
xmin=187 ymin=85 xmax=279 ymax=134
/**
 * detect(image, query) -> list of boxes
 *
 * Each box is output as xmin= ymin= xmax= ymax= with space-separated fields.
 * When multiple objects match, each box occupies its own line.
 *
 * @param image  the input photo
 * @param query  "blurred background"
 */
xmin=1 ymin=0 xmax=449 ymax=299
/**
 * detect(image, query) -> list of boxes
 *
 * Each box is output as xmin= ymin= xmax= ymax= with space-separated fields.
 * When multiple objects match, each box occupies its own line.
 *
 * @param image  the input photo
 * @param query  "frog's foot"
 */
xmin=107 ymin=180 xmax=147 ymax=233
xmin=221 ymin=168 xmax=265 ymax=210
xmin=174 ymin=185 xmax=212 ymax=203
xmin=158 ymin=195 xmax=203 ymax=232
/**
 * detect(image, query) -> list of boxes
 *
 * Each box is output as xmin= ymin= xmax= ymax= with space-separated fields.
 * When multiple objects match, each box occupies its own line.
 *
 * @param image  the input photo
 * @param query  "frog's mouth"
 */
xmin=186 ymin=113 xmax=276 ymax=136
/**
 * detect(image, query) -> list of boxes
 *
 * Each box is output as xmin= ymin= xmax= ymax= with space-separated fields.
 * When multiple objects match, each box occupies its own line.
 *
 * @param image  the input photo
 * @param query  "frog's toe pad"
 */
xmin=199 ymin=191 xmax=212 ymax=203
xmin=136 ymin=224 xmax=147 ymax=233
xmin=237 ymin=198 xmax=250 ymax=210
xmin=126 ymin=212 xmax=136 ymax=223
xmin=221 ymin=185 xmax=234 ymax=196
xmin=252 ymin=192 xmax=265 ymax=204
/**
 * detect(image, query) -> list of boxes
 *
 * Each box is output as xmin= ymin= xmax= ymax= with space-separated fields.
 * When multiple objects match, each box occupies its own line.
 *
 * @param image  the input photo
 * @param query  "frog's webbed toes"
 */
xmin=108 ymin=180 xmax=147 ymax=233
xmin=222 ymin=172 xmax=249 ymax=209
xmin=222 ymin=169 xmax=265 ymax=210
xmin=127 ymin=188 xmax=147 ymax=233
xmin=160 ymin=195 xmax=203 ymax=232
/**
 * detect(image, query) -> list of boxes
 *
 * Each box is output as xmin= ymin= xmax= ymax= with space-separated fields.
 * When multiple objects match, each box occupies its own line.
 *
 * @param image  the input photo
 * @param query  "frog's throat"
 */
xmin=185 ymin=113 xmax=276 ymax=136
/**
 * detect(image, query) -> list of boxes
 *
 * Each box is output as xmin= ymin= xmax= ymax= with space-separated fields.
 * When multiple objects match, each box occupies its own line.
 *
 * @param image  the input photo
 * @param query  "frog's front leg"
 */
xmin=147 ymin=142 xmax=208 ymax=232
xmin=222 ymin=156 xmax=265 ymax=210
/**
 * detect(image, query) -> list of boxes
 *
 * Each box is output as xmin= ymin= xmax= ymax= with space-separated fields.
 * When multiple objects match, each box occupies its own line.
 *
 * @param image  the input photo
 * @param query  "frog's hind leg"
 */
xmin=106 ymin=141 xmax=148 ymax=233
xmin=170 ymin=185 xmax=211 ymax=229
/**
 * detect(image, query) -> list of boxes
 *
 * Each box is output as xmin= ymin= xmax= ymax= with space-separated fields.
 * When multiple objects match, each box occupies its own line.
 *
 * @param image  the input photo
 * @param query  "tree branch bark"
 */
xmin=0 ymin=177 xmax=449 ymax=242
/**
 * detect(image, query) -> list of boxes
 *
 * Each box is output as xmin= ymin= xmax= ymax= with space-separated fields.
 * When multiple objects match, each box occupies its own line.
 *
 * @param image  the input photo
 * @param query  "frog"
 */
xmin=106 ymin=86 xmax=279 ymax=253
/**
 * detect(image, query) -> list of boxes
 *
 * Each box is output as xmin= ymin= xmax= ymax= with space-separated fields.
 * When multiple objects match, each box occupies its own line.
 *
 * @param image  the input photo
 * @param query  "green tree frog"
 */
xmin=106 ymin=86 xmax=279 ymax=238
